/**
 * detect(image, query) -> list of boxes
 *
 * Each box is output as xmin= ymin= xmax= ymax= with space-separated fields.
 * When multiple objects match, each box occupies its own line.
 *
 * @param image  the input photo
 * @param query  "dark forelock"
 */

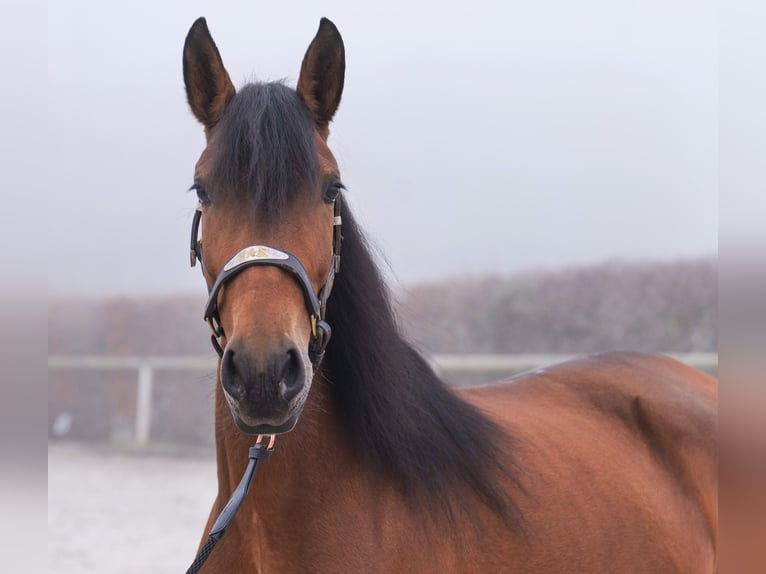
xmin=209 ymin=81 xmax=319 ymax=219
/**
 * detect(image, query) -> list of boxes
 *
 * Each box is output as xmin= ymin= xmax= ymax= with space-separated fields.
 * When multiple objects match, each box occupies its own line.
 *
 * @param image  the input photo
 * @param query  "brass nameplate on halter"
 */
xmin=223 ymin=246 xmax=289 ymax=271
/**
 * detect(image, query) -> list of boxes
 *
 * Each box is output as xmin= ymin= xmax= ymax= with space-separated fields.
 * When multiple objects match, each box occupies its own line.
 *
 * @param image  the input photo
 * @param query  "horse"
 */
xmin=181 ymin=17 xmax=717 ymax=573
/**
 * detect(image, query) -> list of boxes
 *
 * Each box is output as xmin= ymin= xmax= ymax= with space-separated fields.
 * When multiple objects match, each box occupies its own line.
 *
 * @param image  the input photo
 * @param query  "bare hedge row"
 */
xmin=49 ymin=258 xmax=716 ymax=357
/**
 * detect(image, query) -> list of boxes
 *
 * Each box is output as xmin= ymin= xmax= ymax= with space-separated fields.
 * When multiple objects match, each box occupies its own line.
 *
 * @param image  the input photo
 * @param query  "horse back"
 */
xmin=460 ymin=352 xmax=718 ymax=573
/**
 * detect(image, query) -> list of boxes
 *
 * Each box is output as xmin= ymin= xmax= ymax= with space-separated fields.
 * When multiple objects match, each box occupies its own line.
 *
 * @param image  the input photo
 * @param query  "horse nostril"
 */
xmin=221 ymin=347 xmax=245 ymax=401
xmin=277 ymin=349 xmax=304 ymax=403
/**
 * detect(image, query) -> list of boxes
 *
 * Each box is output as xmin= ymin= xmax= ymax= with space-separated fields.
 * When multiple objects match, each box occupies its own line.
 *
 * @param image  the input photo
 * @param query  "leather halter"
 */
xmin=190 ymin=195 xmax=342 ymax=370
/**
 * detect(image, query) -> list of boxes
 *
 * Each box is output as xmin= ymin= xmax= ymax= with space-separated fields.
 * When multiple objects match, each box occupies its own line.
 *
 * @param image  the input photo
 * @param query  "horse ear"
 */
xmin=183 ymin=17 xmax=236 ymax=130
xmin=297 ymin=18 xmax=345 ymax=130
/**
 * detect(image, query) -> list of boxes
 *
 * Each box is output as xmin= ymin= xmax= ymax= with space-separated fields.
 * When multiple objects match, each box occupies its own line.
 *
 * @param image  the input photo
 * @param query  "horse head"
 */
xmin=183 ymin=18 xmax=345 ymax=435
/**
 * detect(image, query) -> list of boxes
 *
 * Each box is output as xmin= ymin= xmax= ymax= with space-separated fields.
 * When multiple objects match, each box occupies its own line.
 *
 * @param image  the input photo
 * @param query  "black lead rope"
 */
xmin=185 ymin=438 xmax=275 ymax=574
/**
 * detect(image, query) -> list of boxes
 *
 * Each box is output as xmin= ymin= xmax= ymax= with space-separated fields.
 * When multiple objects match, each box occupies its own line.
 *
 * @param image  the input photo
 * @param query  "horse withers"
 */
xmin=181 ymin=17 xmax=717 ymax=573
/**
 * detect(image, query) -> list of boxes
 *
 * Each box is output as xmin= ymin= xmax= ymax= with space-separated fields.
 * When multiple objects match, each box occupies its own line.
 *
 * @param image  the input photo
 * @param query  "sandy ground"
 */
xmin=48 ymin=443 xmax=218 ymax=574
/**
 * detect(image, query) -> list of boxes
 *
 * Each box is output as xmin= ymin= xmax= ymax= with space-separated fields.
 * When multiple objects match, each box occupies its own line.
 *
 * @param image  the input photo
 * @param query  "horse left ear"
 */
xmin=297 ymin=18 xmax=345 ymax=131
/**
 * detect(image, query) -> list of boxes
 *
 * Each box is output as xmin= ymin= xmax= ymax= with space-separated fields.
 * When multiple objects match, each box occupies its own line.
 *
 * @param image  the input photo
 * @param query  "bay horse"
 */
xmin=182 ymin=17 xmax=717 ymax=573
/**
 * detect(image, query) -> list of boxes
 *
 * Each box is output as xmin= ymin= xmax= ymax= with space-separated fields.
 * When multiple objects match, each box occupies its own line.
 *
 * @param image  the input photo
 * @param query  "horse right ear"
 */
xmin=183 ymin=17 xmax=236 ymax=130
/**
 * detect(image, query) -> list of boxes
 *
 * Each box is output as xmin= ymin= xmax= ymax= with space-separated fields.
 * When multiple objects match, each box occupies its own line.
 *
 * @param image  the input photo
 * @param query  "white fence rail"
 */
xmin=48 ymin=353 xmax=717 ymax=446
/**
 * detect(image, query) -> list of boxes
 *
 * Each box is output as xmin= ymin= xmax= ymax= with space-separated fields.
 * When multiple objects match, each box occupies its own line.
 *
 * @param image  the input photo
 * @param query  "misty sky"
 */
xmin=48 ymin=0 xmax=718 ymax=296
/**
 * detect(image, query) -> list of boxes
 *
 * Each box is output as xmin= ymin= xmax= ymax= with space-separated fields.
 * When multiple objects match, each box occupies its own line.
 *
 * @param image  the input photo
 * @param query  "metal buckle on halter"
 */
xmin=310 ymin=314 xmax=318 ymax=338
xmin=333 ymin=199 xmax=342 ymax=273
xmin=206 ymin=314 xmax=224 ymax=337
xmin=205 ymin=314 xmax=225 ymax=357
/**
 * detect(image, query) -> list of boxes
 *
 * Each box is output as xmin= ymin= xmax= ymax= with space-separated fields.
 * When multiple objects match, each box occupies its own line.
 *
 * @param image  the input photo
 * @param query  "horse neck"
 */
xmin=212 ymin=370 xmax=366 ymax=528
xmin=210 ymin=369 xmax=490 ymax=570
xmin=212 ymin=371 xmax=469 ymax=573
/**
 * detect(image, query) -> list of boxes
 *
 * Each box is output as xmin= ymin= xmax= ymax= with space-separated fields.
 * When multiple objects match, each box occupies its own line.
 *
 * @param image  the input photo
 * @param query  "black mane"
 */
xmin=209 ymin=82 xmax=319 ymax=219
xmin=214 ymin=80 xmax=524 ymax=526
xmin=325 ymin=207 xmax=525 ymax=527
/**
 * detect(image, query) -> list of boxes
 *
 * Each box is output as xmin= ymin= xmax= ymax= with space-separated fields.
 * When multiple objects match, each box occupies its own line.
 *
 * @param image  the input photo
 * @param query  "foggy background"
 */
xmin=44 ymin=1 xmax=727 ymax=573
xmin=48 ymin=0 xmax=717 ymax=295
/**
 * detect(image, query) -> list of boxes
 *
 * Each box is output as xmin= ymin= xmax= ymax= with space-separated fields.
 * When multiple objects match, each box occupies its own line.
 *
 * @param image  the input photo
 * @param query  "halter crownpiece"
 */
xmin=190 ymin=194 xmax=342 ymax=369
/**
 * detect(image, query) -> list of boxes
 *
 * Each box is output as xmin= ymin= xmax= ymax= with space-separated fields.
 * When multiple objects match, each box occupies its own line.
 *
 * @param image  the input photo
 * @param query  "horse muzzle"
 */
xmin=220 ymin=339 xmax=311 ymax=434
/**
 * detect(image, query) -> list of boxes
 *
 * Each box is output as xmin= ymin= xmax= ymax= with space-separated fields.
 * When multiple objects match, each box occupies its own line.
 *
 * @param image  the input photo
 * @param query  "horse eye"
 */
xmin=193 ymin=184 xmax=210 ymax=205
xmin=323 ymin=183 xmax=343 ymax=204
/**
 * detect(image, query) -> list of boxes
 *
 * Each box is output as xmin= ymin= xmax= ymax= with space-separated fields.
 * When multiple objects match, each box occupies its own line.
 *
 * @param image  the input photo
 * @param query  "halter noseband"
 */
xmin=190 ymin=196 xmax=342 ymax=370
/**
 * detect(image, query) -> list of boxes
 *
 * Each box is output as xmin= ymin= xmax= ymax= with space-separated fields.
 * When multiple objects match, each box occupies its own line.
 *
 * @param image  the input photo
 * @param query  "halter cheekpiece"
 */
xmin=190 ymin=195 xmax=342 ymax=370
